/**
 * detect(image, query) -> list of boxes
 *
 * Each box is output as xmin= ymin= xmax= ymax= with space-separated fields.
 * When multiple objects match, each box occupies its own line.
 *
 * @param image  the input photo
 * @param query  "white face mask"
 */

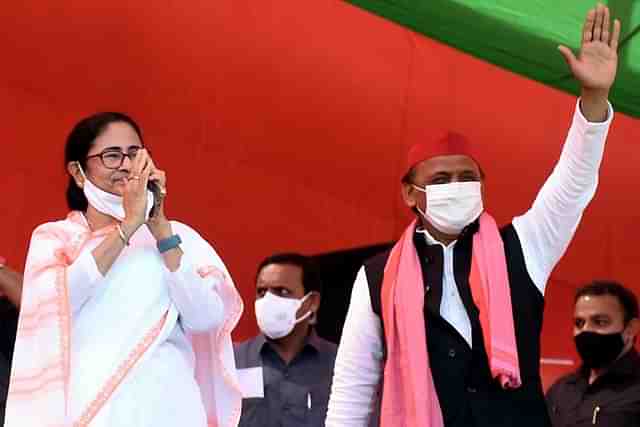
xmin=77 ymin=164 xmax=154 ymax=222
xmin=255 ymin=292 xmax=313 ymax=340
xmin=412 ymin=181 xmax=483 ymax=235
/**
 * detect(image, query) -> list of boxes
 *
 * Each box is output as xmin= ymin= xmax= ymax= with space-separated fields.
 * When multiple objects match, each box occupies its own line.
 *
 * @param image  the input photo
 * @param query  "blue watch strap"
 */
xmin=157 ymin=234 xmax=182 ymax=254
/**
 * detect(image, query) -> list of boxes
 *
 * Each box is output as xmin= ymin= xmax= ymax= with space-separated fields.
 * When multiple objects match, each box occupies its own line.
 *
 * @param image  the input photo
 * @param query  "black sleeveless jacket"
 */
xmin=365 ymin=222 xmax=552 ymax=427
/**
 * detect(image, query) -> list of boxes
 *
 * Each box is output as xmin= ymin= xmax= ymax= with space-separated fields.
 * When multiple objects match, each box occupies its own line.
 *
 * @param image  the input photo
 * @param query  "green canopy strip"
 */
xmin=346 ymin=0 xmax=639 ymax=118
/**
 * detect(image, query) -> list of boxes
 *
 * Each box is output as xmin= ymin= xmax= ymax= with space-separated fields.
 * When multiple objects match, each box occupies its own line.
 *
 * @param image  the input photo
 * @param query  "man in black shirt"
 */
xmin=547 ymin=280 xmax=640 ymax=426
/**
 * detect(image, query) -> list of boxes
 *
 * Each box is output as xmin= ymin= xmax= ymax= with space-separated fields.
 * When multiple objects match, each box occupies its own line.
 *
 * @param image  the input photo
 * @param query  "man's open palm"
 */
xmin=559 ymin=3 xmax=621 ymax=92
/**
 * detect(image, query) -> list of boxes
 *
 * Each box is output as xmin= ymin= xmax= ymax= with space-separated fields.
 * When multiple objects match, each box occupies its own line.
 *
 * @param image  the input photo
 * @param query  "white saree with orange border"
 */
xmin=5 ymin=211 xmax=243 ymax=427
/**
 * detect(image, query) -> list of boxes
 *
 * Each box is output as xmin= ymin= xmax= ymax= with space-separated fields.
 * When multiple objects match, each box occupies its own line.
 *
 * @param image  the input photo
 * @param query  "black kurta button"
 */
xmin=467 ymin=386 xmax=477 ymax=393
xmin=448 ymin=349 xmax=456 ymax=358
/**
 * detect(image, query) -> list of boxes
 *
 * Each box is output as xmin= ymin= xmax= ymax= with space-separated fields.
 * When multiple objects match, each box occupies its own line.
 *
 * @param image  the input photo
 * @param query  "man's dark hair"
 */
xmin=257 ymin=253 xmax=323 ymax=295
xmin=64 ymin=112 xmax=143 ymax=212
xmin=401 ymin=167 xmax=417 ymax=185
xmin=575 ymin=280 xmax=639 ymax=324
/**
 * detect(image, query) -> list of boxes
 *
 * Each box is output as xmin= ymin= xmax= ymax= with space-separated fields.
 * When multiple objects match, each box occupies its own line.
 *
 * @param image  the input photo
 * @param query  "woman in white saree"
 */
xmin=5 ymin=112 xmax=243 ymax=427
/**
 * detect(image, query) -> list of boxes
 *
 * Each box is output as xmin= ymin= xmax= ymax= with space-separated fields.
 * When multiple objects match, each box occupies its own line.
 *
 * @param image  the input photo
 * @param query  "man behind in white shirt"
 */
xmin=326 ymin=4 xmax=620 ymax=427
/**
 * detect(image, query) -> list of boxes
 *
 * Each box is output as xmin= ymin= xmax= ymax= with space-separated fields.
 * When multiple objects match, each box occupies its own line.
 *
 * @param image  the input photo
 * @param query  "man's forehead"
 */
xmin=414 ymin=155 xmax=480 ymax=174
xmin=257 ymin=263 xmax=303 ymax=284
xmin=575 ymin=294 xmax=624 ymax=316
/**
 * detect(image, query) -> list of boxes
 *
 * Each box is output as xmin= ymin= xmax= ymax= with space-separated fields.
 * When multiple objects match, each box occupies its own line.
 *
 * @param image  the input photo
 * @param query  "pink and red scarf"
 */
xmin=380 ymin=213 xmax=521 ymax=427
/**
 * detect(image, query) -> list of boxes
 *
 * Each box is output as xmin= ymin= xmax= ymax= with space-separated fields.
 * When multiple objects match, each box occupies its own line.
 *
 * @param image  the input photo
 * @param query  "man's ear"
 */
xmin=401 ymin=182 xmax=418 ymax=209
xmin=301 ymin=292 xmax=321 ymax=325
xmin=626 ymin=318 xmax=640 ymax=344
xmin=307 ymin=292 xmax=321 ymax=313
xmin=67 ymin=161 xmax=85 ymax=188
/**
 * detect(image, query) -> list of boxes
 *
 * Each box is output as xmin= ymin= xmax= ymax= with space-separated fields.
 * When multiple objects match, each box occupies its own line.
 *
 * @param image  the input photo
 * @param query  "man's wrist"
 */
xmin=580 ymin=88 xmax=610 ymax=123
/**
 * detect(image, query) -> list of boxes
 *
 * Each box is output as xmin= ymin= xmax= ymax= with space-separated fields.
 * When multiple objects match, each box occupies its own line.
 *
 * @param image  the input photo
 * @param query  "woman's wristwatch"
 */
xmin=157 ymin=235 xmax=182 ymax=254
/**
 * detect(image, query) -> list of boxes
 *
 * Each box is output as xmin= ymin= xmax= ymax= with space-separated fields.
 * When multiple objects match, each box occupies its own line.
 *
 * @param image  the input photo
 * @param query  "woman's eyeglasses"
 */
xmin=86 ymin=146 xmax=145 ymax=169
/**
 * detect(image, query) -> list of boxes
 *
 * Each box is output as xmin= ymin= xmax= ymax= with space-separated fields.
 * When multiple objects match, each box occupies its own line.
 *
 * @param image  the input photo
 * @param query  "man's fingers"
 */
xmin=610 ymin=19 xmax=621 ymax=51
xmin=583 ymin=8 xmax=596 ymax=44
xmin=601 ymin=6 xmax=610 ymax=43
xmin=558 ymin=45 xmax=577 ymax=69
xmin=592 ymin=4 xmax=604 ymax=42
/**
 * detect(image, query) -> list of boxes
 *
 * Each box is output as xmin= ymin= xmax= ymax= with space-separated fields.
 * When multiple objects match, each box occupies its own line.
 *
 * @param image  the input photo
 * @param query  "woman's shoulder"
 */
xmin=169 ymin=220 xmax=216 ymax=243
xmin=169 ymin=220 xmax=224 ymax=260
xmin=168 ymin=220 xmax=206 ymax=245
xmin=169 ymin=220 xmax=201 ymax=240
xmin=31 ymin=212 xmax=87 ymax=240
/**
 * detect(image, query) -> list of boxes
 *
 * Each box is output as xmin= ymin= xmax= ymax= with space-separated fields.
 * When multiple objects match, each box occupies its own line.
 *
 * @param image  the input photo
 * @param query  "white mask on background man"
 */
xmin=255 ymin=291 xmax=313 ymax=340
xmin=412 ymin=181 xmax=483 ymax=235
xmin=77 ymin=163 xmax=154 ymax=222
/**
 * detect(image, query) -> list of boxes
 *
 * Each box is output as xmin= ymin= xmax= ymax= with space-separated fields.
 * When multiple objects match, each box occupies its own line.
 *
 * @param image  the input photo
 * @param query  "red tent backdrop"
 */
xmin=2 ymin=1 xmax=639 ymax=387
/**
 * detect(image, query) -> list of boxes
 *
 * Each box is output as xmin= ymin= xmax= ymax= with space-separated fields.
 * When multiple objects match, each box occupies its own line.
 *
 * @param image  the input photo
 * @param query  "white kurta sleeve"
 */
xmin=164 ymin=222 xmax=227 ymax=332
xmin=326 ymin=267 xmax=385 ymax=427
xmin=67 ymin=248 xmax=103 ymax=316
xmin=513 ymin=99 xmax=613 ymax=294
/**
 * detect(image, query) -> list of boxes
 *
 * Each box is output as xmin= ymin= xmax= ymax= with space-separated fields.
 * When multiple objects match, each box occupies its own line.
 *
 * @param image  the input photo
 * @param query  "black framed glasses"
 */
xmin=86 ymin=146 xmax=145 ymax=169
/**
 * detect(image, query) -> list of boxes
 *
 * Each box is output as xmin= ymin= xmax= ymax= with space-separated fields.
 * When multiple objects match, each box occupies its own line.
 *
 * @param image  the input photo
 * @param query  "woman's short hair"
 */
xmin=65 ymin=112 xmax=143 ymax=211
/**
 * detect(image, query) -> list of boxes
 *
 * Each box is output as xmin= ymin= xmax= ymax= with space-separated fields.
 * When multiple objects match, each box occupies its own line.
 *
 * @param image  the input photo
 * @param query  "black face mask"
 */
xmin=574 ymin=331 xmax=626 ymax=369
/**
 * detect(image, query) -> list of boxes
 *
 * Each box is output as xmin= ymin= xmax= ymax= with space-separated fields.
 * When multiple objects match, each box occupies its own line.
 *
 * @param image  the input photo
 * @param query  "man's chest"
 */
xmin=550 ymin=382 xmax=640 ymax=427
xmin=237 ymin=349 xmax=335 ymax=427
